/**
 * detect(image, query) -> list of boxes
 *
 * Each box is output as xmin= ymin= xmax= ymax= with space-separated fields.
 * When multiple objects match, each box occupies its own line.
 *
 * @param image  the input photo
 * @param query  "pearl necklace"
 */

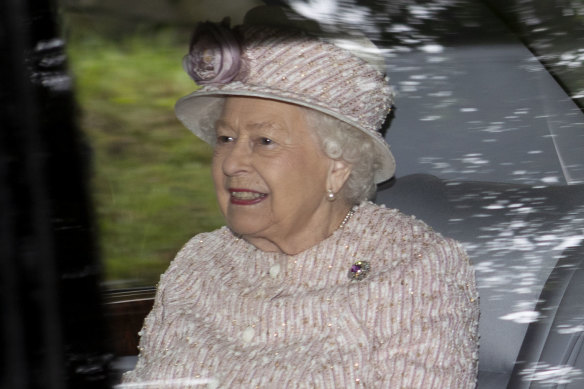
xmin=338 ymin=207 xmax=356 ymax=229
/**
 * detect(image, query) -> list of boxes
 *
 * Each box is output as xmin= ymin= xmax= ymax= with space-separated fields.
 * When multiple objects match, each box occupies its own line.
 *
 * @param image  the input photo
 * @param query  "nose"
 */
xmin=220 ymin=138 xmax=252 ymax=177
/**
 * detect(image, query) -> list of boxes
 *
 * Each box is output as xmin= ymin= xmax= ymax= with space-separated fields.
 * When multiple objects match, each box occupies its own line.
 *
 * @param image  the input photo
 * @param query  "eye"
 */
xmin=259 ymin=137 xmax=273 ymax=145
xmin=217 ymin=135 xmax=234 ymax=144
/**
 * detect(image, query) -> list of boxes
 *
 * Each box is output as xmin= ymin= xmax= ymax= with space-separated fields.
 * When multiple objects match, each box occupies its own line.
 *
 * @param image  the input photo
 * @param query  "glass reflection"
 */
xmin=63 ymin=0 xmax=584 ymax=385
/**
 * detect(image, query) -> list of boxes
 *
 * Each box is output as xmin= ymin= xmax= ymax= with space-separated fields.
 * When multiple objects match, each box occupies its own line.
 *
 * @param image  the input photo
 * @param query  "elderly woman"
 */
xmin=123 ymin=6 xmax=479 ymax=388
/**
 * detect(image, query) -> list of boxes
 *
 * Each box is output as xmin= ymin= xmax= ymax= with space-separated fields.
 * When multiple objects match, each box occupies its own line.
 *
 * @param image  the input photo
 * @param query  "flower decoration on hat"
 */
xmin=183 ymin=18 xmax=246 ymax=86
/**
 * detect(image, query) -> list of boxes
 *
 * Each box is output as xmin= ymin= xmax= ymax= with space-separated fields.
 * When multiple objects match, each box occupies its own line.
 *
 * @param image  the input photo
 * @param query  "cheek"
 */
xmin=211 ymin=149 xmax=225 ymax=181
xmin=272 ymin=155 xmax=326 ymax=198
xmin=211 ymin=157 xmax=220 ymax=182
xmin=211 ymin=157 xmax=227 ymax=205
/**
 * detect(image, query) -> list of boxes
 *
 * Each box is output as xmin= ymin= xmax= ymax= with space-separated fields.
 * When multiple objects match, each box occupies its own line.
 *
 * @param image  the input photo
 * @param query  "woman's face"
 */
xmin=212 ymin=97 xmax=348 ymax=253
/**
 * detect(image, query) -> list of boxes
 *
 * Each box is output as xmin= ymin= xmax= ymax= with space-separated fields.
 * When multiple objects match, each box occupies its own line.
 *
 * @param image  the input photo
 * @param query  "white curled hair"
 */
xmin=302 ymin=108 xmax=379 ymax=204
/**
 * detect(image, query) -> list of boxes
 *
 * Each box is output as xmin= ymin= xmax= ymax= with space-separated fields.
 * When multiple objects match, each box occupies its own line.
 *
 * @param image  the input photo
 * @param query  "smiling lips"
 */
xmin=229 ymin=188 xmax=267 ymax=205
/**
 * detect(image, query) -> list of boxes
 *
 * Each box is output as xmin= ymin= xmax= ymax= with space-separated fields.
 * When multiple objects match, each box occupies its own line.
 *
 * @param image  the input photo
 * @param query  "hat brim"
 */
xmin=175 ymin=84 xmax=396 ymax=183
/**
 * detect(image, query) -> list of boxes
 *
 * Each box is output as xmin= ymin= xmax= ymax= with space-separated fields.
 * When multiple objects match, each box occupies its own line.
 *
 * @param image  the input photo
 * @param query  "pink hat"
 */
xmin=175 ymin=7 xmax=396 ymax=182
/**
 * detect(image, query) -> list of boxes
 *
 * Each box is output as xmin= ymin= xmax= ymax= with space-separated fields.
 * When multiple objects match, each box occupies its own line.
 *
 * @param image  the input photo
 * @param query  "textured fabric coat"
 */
xmin=124 ymin=202 xmax=479 ymax=388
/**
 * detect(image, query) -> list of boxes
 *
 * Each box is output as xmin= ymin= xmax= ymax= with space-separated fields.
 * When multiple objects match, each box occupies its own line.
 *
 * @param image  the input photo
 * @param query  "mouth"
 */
xmin=229 ymin=189 xmax=267 ymax=205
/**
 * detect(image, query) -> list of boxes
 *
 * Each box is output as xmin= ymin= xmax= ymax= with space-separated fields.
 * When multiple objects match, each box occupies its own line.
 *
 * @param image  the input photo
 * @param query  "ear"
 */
xmin=327 ymin=159 xmax=352 ymax=194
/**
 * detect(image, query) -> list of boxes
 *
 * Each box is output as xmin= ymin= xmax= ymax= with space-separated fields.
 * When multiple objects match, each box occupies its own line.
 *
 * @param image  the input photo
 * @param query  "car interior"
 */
xmin=109 ymin=1 xmax=584 ymax=387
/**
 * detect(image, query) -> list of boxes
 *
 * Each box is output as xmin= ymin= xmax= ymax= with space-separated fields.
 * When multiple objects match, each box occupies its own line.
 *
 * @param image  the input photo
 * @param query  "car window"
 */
xmin=63 ymin=0 xmax=583 ymax=287
xmin=58 ymin=0 xmax=584 ymax=386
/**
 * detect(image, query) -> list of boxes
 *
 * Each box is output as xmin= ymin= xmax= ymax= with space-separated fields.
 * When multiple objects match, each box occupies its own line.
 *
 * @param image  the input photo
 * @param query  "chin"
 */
xmin=226 ymin=218 xmax=264 ymax=237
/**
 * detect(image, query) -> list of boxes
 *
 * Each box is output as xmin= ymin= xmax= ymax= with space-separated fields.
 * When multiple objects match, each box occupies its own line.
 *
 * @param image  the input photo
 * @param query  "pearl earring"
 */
xmin=326 ymin=189 xmax=335 ymax=201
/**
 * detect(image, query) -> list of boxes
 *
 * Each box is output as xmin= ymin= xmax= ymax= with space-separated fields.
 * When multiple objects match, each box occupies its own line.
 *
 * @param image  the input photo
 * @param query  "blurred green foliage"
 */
xmin=67 ymin=31 xmax=224 ymax=288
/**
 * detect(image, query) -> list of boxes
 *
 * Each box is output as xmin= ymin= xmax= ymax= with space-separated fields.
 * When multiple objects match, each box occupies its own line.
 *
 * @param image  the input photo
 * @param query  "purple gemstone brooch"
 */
xmin=348 ymin=260 xmax=370 ymax=281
